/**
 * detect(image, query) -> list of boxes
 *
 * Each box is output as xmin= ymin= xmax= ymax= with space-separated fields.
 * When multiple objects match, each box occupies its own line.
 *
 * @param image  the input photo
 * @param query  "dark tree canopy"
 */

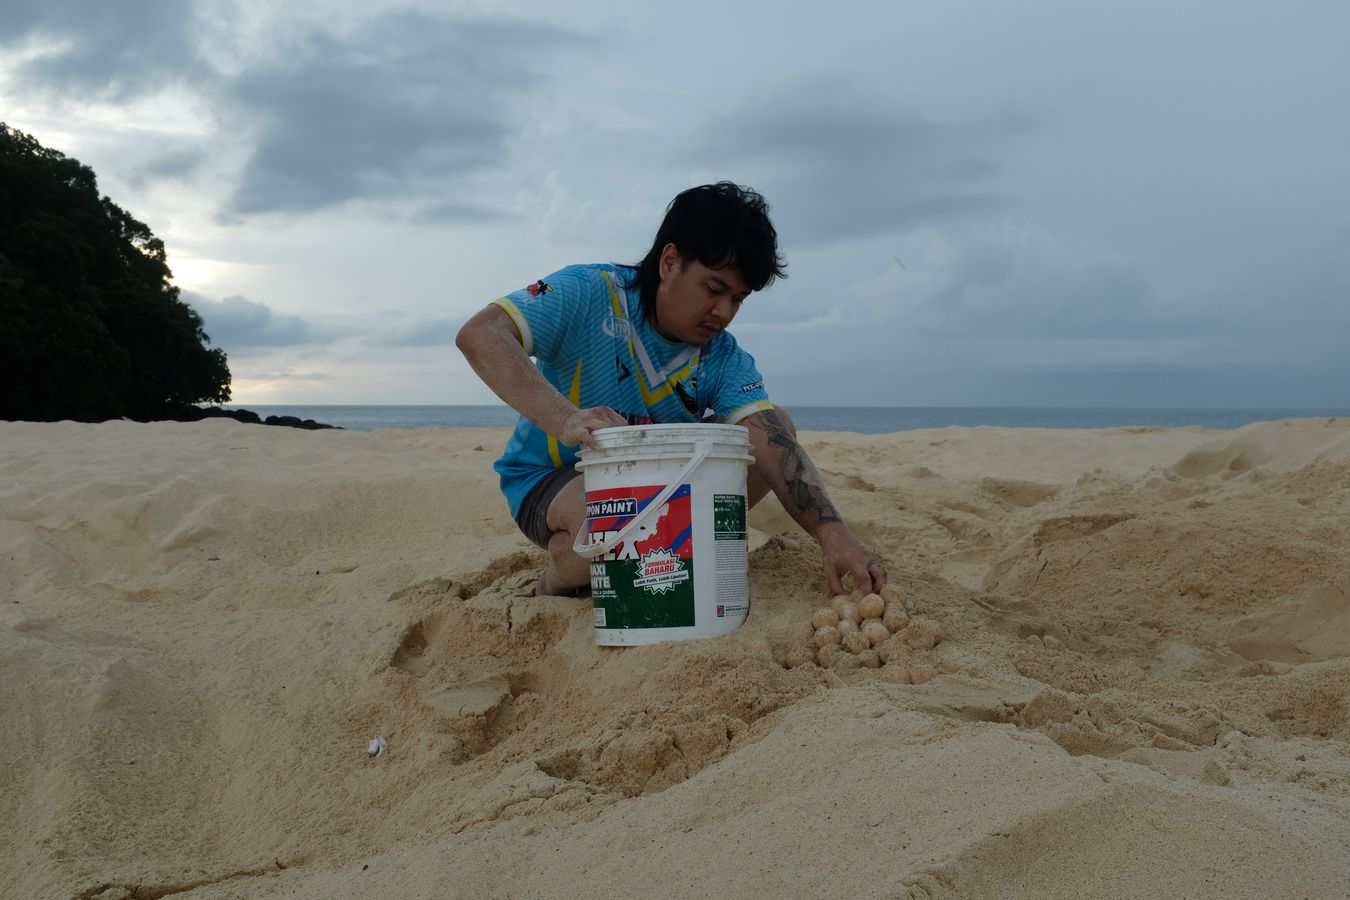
xmin=1 ymin=123 xmax=231 ymax=422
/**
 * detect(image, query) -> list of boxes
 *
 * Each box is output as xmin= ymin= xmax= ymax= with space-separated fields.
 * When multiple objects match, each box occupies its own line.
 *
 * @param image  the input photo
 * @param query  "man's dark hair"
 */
xmin=625 ymin=182 xmax=787 ymax=323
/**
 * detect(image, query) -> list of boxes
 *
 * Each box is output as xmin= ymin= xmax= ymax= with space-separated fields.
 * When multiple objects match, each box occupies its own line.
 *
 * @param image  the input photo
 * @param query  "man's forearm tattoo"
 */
xmin=761 ymin=410 xmax=841 ymax=527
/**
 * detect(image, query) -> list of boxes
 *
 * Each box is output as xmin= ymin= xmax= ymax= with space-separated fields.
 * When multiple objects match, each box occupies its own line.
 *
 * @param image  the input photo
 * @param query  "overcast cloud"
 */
xmin=0 ymin=0 xmax=206 ymax=99
xmin=185 ymin=293 xmax=348 ymax=354
xmin=3 ymin=0 xmax=1347 ymax=407
xmin=684 ymin=74 xmax=1025 ymax=246
xmin=223 ymin=11 xmax=581 ymax=217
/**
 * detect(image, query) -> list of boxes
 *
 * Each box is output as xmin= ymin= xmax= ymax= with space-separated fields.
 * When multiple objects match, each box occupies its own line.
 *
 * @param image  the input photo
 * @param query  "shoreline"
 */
xmin=218 ymin=403 xmax=1350 ymax=434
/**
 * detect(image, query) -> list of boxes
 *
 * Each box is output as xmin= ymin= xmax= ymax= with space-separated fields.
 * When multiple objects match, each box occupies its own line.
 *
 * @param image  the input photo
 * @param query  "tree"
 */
xmin=0 ymin=123 xmax=231 ymax=422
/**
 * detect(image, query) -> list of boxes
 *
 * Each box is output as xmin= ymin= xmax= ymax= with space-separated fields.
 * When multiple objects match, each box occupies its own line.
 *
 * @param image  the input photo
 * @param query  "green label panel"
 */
xmin=591 ymin=558 xmax=696 ymax=629
xmin=714 ymin=493 xmax=747 ymax=539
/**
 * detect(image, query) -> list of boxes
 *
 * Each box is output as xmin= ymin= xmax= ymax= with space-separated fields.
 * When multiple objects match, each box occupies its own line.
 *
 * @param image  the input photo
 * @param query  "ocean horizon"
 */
xmin=227 ymin=405 xmax=1350 ymax=434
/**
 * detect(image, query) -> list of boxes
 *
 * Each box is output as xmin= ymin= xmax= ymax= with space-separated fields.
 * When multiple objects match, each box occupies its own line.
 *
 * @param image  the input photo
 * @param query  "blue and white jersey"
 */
xmin=491 ymin=263 xmax=773 ymax=517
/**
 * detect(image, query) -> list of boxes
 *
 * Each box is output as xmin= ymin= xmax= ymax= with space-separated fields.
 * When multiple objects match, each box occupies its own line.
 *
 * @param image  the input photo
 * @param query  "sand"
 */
xmin=2 ymin=417 xmax=1348 ymax=899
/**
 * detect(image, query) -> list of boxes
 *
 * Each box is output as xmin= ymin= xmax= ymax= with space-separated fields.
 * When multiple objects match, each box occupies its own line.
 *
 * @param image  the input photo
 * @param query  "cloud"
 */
xmin=409 ymin=200 xmax=513 ymax=226
xmin=682 ymin=73 xmax=1035 ymax=246
xmin=738 ymin=223 xmax=1209 ymax=350
xmin=881 ymin=227 xmax=1189 ymax=341
xmin=185 ymin=292 xmax=347 ymax=353
xmin=2 ymin=6 xmax=586 ymax=219
xmin=363 ymin=315 xmax=466 ymax=348
xmin=738 ymin=216 xmax=1350 ymax=406
xmin=238 ymin=370 xmax=332 ymax=382
xmin=877 ymin=221 xmax=1350 ymax=351
xmin=128 ymin=146 xmax=208 ymax=187
xmin=222 ymin=11 xmax=582 ymax=217
xmin=0 ymin=0 xmax=206 ymax=100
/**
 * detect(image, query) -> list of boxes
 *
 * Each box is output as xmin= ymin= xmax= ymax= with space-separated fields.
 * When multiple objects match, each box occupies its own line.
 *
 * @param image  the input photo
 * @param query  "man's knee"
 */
xmin=544 ymin=473 xmax=588 ymax=537
xmin=546 ymin=529 xmax=583 ymax=566
xmin=545 ymin=528 xmax=592 ymax=587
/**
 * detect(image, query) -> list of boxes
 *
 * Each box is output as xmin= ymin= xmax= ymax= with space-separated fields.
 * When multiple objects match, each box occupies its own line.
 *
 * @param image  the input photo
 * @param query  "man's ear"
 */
xmin=658 ymin=242 xmax=681 ymax=279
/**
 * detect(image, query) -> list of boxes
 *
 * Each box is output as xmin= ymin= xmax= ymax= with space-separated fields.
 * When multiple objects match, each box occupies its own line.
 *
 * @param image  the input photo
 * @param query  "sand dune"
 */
xmin=2 ymin=418 xmax=1347 ymax=898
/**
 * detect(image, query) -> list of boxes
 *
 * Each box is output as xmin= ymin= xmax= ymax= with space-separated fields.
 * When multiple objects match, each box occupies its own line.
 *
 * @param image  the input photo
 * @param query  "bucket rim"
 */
xmin=588 ymin=422 xmax=750 ymax=444
xmin=575 ymin=422 xmax=752 ymax=476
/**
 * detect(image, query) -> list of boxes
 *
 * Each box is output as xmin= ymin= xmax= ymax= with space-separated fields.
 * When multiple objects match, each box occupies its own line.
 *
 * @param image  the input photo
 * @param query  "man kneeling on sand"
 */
xmin=456 ymin=182 xmax=888 ymax=598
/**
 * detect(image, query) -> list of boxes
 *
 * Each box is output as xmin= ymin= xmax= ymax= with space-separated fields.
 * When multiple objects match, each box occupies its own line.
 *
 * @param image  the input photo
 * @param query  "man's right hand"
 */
xmin=558 ymin=406 xmax=627 ymax=450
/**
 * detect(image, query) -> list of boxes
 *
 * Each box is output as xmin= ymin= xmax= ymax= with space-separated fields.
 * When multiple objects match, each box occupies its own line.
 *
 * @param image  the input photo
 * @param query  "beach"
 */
xmin=3 ymin=418 xmax=1348 ymax=898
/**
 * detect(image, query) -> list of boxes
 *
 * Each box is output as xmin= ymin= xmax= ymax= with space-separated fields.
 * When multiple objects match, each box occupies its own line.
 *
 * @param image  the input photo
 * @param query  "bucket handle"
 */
xmin=572 ymin=440 xmax=713 ymax=559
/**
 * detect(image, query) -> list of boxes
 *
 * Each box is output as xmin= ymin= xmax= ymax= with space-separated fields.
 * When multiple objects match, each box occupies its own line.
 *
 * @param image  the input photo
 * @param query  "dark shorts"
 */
xmin=513 ymin=466 xmax=583 ymax=549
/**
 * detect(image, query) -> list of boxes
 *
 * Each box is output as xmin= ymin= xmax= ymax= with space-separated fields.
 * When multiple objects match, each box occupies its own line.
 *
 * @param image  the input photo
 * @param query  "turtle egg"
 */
xmin=813 ymin=625 xmax=842 ymax=648
xmin=858 ymin=593 xmax=885 ymax=619
xmin=839 ymin=601 xmax=862 ymax=625
xmin=882 ymin=604 xmax=910 ymax=633
xmin=837 ymin=618 xmax=860 ymax=636
xmin=862 ymin=620 xmax=891 ymax=647
xmin=875 ymin=638 xmax=894 ymax=664
xmin=843 ymin=630 xmax=871 ymax=655
xmin=810 ymin=606 xmax=839 ymax=629
xmin=833 ymin=652 xmax=862 ymax=671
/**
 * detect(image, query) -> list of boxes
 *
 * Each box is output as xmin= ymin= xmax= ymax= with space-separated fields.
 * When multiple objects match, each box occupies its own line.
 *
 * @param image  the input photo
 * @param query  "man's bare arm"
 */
xmin=455 ymin=305 xmax=623 ymax=448
xmin=743 ymin=409 xmax=886 ymax=593
xmin=751 ymin=409 xmax=842 ymax=534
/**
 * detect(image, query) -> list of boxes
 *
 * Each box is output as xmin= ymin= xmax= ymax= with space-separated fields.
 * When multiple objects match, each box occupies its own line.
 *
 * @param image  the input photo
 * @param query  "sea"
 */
xmin=229 ymin=405 xmax=1350 ymax=434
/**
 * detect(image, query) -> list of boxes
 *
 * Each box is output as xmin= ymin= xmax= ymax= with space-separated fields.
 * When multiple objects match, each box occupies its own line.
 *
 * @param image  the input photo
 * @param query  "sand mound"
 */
xmin=3 ymin=417 xmax=1348 ymax=898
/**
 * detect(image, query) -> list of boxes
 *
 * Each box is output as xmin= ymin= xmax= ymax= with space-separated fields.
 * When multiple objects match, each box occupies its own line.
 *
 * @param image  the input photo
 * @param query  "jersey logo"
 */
xmin=740 ymin=379 xmax=764 ymax=393
xmin=526 ymin=279 xmax=552 ymax=297
xmin=673 ymin=379 xmax=699 ymax=417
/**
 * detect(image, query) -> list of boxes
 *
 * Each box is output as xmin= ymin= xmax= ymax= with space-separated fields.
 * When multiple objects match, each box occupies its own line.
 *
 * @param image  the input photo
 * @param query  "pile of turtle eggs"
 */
xmin=783 ymin=584 xmax=943 ymax=672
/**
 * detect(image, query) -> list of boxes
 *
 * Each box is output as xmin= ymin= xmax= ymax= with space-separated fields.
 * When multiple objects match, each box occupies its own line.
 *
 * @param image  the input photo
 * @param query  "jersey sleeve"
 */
xmin=705 ymin=334 xmax=774 ymax=423
xmin=490 ymin=265 xmax=596 ymax=363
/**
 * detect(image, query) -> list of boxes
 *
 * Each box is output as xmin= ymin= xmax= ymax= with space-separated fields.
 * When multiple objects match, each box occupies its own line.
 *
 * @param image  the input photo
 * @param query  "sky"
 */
xmin=3 ymin=0 xmax=1348 ymax=407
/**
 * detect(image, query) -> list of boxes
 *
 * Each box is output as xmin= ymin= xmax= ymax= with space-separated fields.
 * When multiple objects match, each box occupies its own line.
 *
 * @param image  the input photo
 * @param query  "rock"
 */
xmin=161 ymin=405 xmax=340 ymax=429
xmin=264 ymin=414 xmax=336 ymax=430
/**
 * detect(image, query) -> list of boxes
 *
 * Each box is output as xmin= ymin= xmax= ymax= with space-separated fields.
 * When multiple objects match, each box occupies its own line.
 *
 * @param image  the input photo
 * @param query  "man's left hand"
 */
xmin=818 ymin=524 xmax=888 ymax=595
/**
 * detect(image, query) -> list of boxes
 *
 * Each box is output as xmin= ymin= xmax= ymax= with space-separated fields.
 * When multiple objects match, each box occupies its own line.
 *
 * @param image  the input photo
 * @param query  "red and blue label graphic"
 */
xmin=586 ymin=483 xmax=695 ymax=629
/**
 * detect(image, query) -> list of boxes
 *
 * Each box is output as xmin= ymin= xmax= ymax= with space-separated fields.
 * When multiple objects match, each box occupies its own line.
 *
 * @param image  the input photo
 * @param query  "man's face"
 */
xmin=652 ymin=243 xmax=751 ymax=346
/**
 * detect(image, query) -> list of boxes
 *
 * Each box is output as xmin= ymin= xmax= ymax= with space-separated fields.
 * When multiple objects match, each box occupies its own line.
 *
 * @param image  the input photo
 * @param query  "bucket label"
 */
xmin=713 ymin=493 xmax=749 ymax=614
xmin=713 ymin=493 xmax=747 ymax=538
xmin=632 ymin=547 xmax=690 ymax=593
xmin=586 ymin=497 xmax=637 ymax=518
xmin=586 ymin=483 xmax=695 ymax=629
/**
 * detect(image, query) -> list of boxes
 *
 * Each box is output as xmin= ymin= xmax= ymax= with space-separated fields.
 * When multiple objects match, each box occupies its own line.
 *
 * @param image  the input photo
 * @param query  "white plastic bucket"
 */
xmin=573 ymin=423 xmax=754 ymax=646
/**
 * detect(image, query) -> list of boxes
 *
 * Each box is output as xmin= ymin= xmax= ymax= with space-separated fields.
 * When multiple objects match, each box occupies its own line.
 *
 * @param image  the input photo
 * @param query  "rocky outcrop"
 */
xmin=173 ymin=405 xmax=340 ymax=430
